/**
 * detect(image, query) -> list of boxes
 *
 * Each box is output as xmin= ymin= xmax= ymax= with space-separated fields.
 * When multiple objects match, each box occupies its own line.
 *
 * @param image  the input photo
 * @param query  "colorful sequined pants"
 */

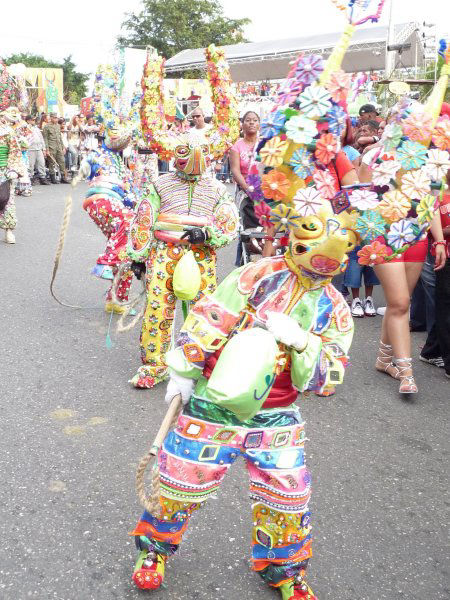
xmin=131 ymin=397 xmax=312 ymax=587
xmin=83 ymin=193 xmax=134 ymax=267
xmin=105 ymin=265 xmax=133 ymax=304
xmin=0 ymin=171 xmax=16 ymax=230
xmin=131 ymin=242 xmax=217 ymax=389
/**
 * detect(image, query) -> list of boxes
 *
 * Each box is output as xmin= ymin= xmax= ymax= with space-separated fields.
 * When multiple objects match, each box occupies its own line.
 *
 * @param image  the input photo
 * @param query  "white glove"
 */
xmin=164 ymin=370 xmax=195 ymax=405
xmin=79 ymin=159 xmax=91 ymax=179
xmin=265 ymin=311 xmax=309 ymax=352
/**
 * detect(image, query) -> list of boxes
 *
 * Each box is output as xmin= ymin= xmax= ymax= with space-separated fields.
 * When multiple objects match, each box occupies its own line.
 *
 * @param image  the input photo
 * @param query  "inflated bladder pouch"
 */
xmin=205 ymin=328 xmax=279 ymax=421
xmin=172 ymin=250 xmax=201 ymax=300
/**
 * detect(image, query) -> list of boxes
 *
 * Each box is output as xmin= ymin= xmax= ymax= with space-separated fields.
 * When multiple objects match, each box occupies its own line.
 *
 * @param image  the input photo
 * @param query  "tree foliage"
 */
xmin=4 ymin=53 xmax=89 ymax=103
xmin=118 ymin=0 xmax=251 ymax=58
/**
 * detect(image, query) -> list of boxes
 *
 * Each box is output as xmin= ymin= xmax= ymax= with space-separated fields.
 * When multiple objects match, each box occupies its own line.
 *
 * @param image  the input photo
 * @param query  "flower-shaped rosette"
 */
xmin=432 ymin=117 xmax=450 ymax=151
xmin=402 ymin=111 xmax=433 ymax=143
xmin=254 ymin=201 xmax=272 ymax=227
xmin=270 ymin=204 xmax=303 ymax=232
xmin=378 ymin=190 xmax=411 ymax=224
xmin=327 ymin=104 xmax=346 ymax=136
xmin=355 ymin=210 xmax=386 ymax=242
xmin=400 ymin=168 xmax=431 ymax=201
xmin=289 ymin=148 xmax=315 ymax=179
xmin=298 ymin=86 xmax=331 ymax=119
xmin=285 ymin=115 xmax=318 ymax=145
xmin=382 ymin=123 xmax=403 ymax=151
xmin=416 ymin=194 xmax=437 ymax=225
xmin=357 ymin=240 xmax=389 ymax=266
xmin=325 ymin=70 xmax=351 ymax=104
xmin=425 ymin=149 xmax=450 ymax=180
xmin=396 ymin=141 xmax=428 ymax=170
xmin=295 ymin=55 xmax=324 ymax=86
xmin=246 ymin=173 xmax=264 ymax=203
xmin=387 ymin=219 xmax=416 ymax=250
xmin=313 ymin=168 xmax=336 ymax=199
xmin=371 ymin=159 xmax=401 ymax=187
xmin=349 ymin=189 xmax=379 ymax=211
xmin=261 ymin=170 xmax=290 ymax=201
xmin=259 ymin=136 xmax=289 ymax=168
xmin=260 ymin=110 xmax=287 ymax=139
xmin=315 ymin=133 xmax=337 ymax=165
xmin=293 ymin=187 xmax=323 ymax=216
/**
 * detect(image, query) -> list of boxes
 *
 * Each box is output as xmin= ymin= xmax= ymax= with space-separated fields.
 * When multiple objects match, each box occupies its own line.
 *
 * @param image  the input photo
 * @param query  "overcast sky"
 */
xmin=1 ymin=0 xmax=448 ymax=76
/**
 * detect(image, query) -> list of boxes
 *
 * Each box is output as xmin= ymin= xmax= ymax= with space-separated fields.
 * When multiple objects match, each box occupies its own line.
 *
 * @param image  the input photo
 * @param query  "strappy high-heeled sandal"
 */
xmin=375 ymin=341 xmax=400 ymax=379
xmin=395 ymin=358 xmax=418 ymax=394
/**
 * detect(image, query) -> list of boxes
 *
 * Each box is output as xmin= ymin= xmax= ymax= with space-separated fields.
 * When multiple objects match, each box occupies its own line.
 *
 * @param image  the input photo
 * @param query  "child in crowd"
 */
xmin=344 ymin=245 xmax=379 ymax=317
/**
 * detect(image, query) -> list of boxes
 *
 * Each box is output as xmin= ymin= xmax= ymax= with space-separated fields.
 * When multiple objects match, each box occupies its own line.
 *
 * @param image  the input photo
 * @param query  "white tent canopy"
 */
xmin=165 ymin=23 xmax=424 ymax=81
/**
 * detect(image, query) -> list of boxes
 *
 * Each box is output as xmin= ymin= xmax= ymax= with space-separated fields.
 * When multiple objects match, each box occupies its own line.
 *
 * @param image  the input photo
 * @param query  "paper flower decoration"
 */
xmin=355 ymin=210 xmax=386 ymax=242
xmin=357 ymin=240 xmax=389 ymax=266
xmin=293 ymin=187 xmax=323 ymax=216
xmin=378 ymin=190 xmax=411 ymax=224
xmin=277 ymin=79 xmax=303 ymax=107
xmin=261 ymin=170 xmax=290 ymax=201
xmin=371 ymin=159 xmax=401 ymax=186
xmin=382 ymin=123 xmax=403 ymax=151
xmin=315 ymin=133 xmax=338 ymax=165
xmin=298 ymin=86 xmax=331 ymax=118
xmin=313 ymin=168 xmax=336 ymax=199
xmin=295 ymin=55 xmax=324 ymax=85
xmin=396 ymin=141 xmax=428 ymax=170
xmin=349 ymin=188 xmax=379 ymax=210
xmin=260 ymin=110 xmax=287 ymax=139
xmin=290 ymin=148 xmax=315 ymax=178
xmin=425 ymin=149 xmax=450 ymax=180
xmin=401 ymin=168 xmax=431 ymax=200
xmin=325 ymin=69 xmax=351 ymax=104
xmin=254 ymin=201 xmax=271 ymax=226
xmin=327 ymin=104 xmax=346 ymax=136
xmin=402 ymin=111 xmax=434 ymax=143
xmin=387 ymin=219 xmax=416 ymax=250
xmin=432 ymin=117 xmax=450 ymax=151
xmin=270 ymin=203 xmax=302 ymax=231
xmin=259 ymin=136 xmax=289 ymax=167
xmin=416 ymin=194 xmax=437 ymax=225
xmin=285 ymin=115 xmax=318 ymax=144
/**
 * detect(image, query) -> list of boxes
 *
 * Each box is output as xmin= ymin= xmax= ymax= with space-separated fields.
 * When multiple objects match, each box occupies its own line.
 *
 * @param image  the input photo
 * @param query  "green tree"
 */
xmin=118 ymin=0 xmax=251 ymax=59
xmin=4 ymin=53 xmax=89 ymax=103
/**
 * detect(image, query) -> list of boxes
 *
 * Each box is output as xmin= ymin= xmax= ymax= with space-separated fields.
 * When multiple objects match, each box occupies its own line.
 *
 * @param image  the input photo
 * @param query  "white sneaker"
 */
xmin=364 ymin=296 xmax=376 ymax=316
xmin=4 ymin=229 xmax=15 ymax=244
xmin=419 ymin=355 xmax=445 ymax=368
xmin=377 ymin=306 xmax=386 ymax=316
xmin=351 ymin=298 xmax=364 ymax=318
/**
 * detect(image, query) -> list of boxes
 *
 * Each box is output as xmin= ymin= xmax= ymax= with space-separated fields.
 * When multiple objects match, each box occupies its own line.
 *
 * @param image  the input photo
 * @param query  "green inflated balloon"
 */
xmin=173 ymin=250 xmax=201 ymax=301
xmin=205 ymin=328 xmax=279 ymax=421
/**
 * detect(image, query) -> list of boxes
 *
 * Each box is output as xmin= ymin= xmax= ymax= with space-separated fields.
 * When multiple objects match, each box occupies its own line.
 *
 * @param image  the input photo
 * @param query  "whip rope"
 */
xmin=135 ymin=395 xmax=183 ymax=515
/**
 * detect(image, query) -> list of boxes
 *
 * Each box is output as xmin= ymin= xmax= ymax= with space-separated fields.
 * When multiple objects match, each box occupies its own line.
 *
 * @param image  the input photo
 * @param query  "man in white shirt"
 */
xmin=25 ymin=115 xmax=49 ymax=185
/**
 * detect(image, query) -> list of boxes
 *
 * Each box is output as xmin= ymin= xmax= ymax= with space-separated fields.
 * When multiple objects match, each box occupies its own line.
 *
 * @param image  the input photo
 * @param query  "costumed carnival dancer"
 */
xmin=129 ymin=3 xmax=392 ymax=597
xmin=80 ymin=55 xmax=142 ymax=314
xmin=127 ymin=45 xmax=239 ymax=389
xmin=0 ymin=61 xmax=28 ymax=245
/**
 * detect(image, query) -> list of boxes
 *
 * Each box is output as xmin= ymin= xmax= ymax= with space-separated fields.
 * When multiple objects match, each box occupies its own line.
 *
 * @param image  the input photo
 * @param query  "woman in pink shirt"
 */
xmin=229 ymin=111 xmax=260 ymax=264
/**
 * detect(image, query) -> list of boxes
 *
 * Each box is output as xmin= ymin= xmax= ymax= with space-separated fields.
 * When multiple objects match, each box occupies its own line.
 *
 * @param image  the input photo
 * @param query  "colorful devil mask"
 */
xmin=173 ymin=136 xmax=210 ymax=179
xmin=104 ymin=123 xmax=132 ymax=152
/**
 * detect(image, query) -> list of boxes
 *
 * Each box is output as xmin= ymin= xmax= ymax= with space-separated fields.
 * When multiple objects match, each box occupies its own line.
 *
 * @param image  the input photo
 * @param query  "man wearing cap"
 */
xmin=25 ymin=115 xmax=49 ymax=185
xmin=42 ymin=113 xmax=70 ymax=183
xmin=358 ymin=103 xmax=381 ymax=124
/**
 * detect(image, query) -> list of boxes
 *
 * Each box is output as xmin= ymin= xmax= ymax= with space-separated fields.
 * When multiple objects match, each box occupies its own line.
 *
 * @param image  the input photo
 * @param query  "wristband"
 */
xmin=432 ymin=240 xmax=447 ymax=249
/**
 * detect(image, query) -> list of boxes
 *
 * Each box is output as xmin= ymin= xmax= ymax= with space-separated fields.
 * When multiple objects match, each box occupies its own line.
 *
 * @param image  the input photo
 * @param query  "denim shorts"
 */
xmin=343 ymin=257 xmax=380 ymax=288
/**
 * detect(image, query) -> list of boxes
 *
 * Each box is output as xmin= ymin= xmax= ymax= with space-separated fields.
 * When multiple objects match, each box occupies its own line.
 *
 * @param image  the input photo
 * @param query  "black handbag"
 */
xmin=0 ymin=179 xmax=11 ymax=211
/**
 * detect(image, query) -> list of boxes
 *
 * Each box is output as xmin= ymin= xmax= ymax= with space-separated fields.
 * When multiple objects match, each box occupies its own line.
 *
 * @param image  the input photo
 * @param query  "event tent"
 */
xmin=165 ymin=23 xmax=424 ymax=81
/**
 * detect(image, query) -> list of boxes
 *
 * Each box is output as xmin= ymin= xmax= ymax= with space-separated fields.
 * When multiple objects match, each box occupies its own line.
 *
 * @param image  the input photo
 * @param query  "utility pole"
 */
xmin=385 ymin=0 xmax=396 ymax=78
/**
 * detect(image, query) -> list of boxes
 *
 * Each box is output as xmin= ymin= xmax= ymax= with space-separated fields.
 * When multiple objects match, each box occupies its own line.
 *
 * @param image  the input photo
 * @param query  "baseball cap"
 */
xmin=359 ymin=104 xmax=379 ymax=116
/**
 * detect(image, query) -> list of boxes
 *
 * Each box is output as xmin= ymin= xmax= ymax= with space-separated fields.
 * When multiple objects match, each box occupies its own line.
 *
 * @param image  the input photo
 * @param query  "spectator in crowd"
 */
xmin=358 ymin=103 xmax=381 ymax=123
xmin=42 ymin=113 xmax=71 ymax=184
xmin=58 ymin=118 xmax=71 ymax=170
xmin=189 ymin=107 xmax=211 ymax=140
xmin=81 ymin=114 xmax=100 ymax=154
xmin=341 ymin=116 xmax=360 ymax=167
xmin=355 ymin=119 xmax=380 ymax=153
xmin=344 ymin=249 xmax=379 ymax=317
xmin=39 ymin=113 xmax=49 ymax=129
xmin=67 ymin=115 xmax=82 ymax=172
xmin=24 ymin=115 xmax=49 ymax=185
xmin=419 ymin=165 xmax=450 ymax=378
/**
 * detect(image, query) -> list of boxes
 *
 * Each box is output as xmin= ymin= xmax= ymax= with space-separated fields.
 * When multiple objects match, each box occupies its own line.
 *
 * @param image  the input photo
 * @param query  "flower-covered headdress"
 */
xmin=355 ymin=42 xmax=450 ymax=265
xmin=0 ymin=60 xmax=20 ymax=114
xmin=140 ymin=44 xmax=239 ymax=160
xmin=92 ymin=52 xmax=141 ymax=152
xmin=247 ymin=1 xmax=386 ymax=278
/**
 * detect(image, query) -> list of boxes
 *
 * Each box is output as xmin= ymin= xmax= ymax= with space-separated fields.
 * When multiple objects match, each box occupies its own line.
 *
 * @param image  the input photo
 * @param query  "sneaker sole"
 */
xmin=351 ymin=313 xmax=364 ymax=318
xmin=419 ymin=356 xmax=444 ymax=368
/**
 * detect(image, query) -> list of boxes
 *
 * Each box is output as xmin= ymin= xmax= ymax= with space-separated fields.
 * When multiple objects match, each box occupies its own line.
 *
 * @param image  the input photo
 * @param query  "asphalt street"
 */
xmin=0 ymin=182 xmax=449 ymax=600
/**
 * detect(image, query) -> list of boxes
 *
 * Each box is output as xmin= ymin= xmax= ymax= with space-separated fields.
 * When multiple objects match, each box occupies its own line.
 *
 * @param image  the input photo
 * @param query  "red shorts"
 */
xmin=386 ymin=238 xmax=428 ymax=263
